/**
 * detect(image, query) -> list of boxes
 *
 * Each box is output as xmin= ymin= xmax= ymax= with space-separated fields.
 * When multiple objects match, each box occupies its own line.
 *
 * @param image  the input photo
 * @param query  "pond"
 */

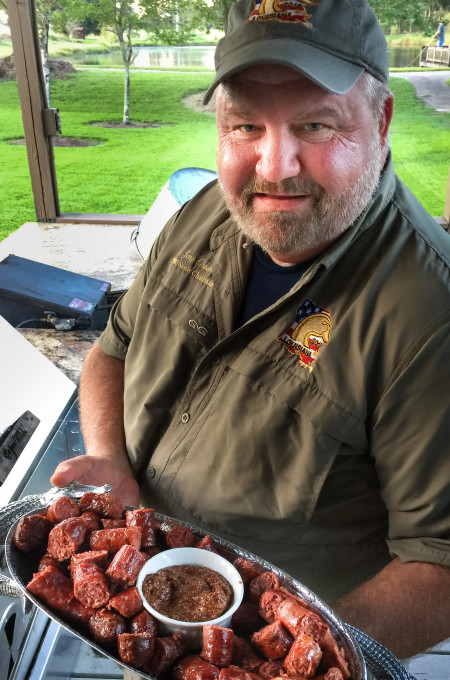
xmin=68 ymin=45 xmax=424 ymax=70
xmin=69 ymin=45 xmax=216 ymax=70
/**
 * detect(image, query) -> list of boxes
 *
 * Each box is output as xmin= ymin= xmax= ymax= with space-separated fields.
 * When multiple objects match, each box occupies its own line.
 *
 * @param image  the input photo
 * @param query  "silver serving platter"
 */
xmin=5 ymin=503 xmax=366 ymax=680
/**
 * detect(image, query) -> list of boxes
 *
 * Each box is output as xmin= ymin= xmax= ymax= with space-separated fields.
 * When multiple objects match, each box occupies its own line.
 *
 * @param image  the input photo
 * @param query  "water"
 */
xmin=68 ymin=44 xmax=423 ymax=70
xmin=69 ymin=45 xmax=216 ymax=69
xmin=387 ymin=46 xmax=423 ymax=69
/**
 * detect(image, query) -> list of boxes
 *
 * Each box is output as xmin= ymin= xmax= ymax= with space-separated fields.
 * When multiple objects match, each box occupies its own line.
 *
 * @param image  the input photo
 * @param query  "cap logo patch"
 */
xmin=247 ymin=0 xmax=317 ymax=24
xmin=277 ymin=299 xmax=331 ymax=372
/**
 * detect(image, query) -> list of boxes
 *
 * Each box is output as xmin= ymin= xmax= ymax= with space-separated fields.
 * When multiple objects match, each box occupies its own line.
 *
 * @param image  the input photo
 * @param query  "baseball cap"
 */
xmin=203 ymin=0 xmax=389 ymax=104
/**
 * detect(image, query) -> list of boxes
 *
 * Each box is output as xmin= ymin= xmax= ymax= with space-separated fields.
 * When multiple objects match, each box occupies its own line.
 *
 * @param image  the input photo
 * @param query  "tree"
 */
xmin=369 ymin=0 xmax=449 ymax=33
xmin=36 ymin=1 xmax=60 ymax=106
xmin=2 ymin=1 xmax=77 ymax=106
xmin=192 ymin=0 xmax=234 ymax=32
xmin=79 ymin=0 xmax=174 ymax=124
xmin=143 ymin=0 xmax=197 ymax=45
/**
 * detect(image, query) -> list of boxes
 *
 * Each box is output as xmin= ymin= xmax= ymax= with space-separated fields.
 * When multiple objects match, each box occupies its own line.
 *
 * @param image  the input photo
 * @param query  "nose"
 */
xmin=255 ymin=127 xmax=301 ymax=183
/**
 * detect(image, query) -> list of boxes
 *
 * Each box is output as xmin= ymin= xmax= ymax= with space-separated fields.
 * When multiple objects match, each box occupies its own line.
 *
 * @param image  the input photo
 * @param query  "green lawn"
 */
xmin=388 ymin=75 xmax=450 ymax=216
xmin=0 ymin=71 xmax=217 ymax=240
xmin=0 ymin=70 xmax=448 ymax=241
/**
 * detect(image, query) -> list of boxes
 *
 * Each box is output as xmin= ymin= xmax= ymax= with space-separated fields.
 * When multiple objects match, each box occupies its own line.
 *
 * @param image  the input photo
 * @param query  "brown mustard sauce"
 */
xmin=142 ymin=564 xmax=233 ymax=622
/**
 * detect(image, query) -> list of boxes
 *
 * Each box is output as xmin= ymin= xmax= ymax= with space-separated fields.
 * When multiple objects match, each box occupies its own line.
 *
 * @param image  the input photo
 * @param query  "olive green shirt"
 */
xmin=98 ymin=157 xmax=450 ymax=601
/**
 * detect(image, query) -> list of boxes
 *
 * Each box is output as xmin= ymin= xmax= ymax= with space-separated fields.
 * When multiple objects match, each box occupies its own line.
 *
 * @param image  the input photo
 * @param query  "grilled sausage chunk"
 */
xmin=13 ymin=514 xmax=53 ymax=553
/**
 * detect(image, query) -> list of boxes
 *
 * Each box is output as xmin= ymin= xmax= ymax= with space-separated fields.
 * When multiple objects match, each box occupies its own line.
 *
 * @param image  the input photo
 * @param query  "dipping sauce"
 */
xmin=142 ymin=564 xmax=233 ymax=622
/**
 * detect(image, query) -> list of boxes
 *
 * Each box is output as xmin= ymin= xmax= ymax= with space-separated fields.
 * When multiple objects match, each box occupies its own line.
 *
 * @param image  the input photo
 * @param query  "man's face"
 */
xmin=216 ymin=65 xmax=391 ymax=265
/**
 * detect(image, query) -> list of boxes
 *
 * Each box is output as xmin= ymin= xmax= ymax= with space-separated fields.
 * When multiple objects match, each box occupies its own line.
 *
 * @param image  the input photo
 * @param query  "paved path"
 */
xmin=390 ymin=70 xmax=450 ymax=112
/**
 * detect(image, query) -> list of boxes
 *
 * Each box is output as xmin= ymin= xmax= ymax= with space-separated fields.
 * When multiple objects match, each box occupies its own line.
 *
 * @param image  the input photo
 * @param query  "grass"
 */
xmin=0 ymin=70 xmax=448 ymax=240
xmin=386 ymin=32 xmax=438 ymax=46
xmin=388 ymin=75 xmax=450 ymax=214
xmin=0 ymin=71 xmax=217 ymax=240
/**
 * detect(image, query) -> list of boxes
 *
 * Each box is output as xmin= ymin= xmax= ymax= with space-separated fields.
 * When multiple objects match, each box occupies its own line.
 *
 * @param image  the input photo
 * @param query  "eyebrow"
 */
xmin=295 ymin=105 xmax=345 ymax=120
xmin=222 ymin=100 xmax=346 ymax=124
xmin=222 ymin=102 xmax=254 ymax=120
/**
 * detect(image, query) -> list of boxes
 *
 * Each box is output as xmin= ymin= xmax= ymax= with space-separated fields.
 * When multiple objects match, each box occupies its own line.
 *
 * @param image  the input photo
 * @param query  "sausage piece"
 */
xmin=26 ymin=565 xmax=74 ymax=612
xmin=148 ymin=632 xmax=187 ymax=675
xmin=248 ymin=572 xmax=280 ymax=603
xmin=283 ymin=634 xmax=322 ymax=677
xmin=37 ymin=553 xmax=63 ymax=573
xmin=89 ymin=527 xmax=142 ymax=552
xmin=196 ymin=535 xmax=219 ymax=553
xmin=231 ymin=636 xmax=264 ymax=671
xmin=78 ymin=491 xmax=125 ymax=519
xmin=89 ymin=607 xmax=127 ymax=647
xmin=218 ymin=665 xmax=255 ymax=680
xmin=72 ymin=559 xmax=110 ymax=609
xmin=117 ymin=633 xmax=156 ymax=669
xmin=126 ymin=508 xmax=158 ymax=547
xmin=259 ymin=590 xmax=289 ymax=623
xmin=106 ymin=544 xmax=147 ymax=587
xmin=317 ymin=629 xmax=351 ymax=679
xmin=46 ymin=496 xmax=80 ymax=523
xmin=70 ymin=550 xmax=108 ymax=578
xmin=251 ymin=621 xmax=294 ymax=660
xmin=257 ymin=660 xmax=285 ymax=679
xmin=102 ymin=518 xmax=126 ymax=528
xmin=316 ymin=669 xmax=345 ymax=680
xmin=165 ymin=524 xmax=196 ymax=549
xmin=80 ymin=511 xmax=103 ymax=533
xmin=201 ymin=625 xmax=234 ymax=667
xmin=62 ymin=597 xmax=96 ymax=628
xmin=259 ymin=588 xmax=309 ymax=623
xmin=232 ymin=558 xmax=261 ymax=585
xmin=174 ymin=654 xmax=220 ymax=680
xmin=130 ymin=610 xmax=159 ymax=636
xmin=275 ymin=599 xmax=327 ymax=643
xmin=108 ymin=586 xmax=144 ymax=618
xmin=13 ymin=514 xmax=53 ymax=553
xmin=47 ymin=517 xmax=87 ymax=561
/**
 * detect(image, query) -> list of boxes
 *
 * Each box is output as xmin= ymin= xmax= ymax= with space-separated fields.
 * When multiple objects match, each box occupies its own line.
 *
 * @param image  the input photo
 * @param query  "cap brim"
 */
xmin=203 ymin=38 xmax=364 ymax=105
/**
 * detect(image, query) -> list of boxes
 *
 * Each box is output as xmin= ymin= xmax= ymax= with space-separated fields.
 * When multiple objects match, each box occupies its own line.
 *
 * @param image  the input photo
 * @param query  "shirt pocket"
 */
xmin=139 ymin=278 xmax=218 ymax=350
xmin=162 ymin=343 xmax=368 ymax=545
xmin=124 ymin=283 xmax=218 ymax=462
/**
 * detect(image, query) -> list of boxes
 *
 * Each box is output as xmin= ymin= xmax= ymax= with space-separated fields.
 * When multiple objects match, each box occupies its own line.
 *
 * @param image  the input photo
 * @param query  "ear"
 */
xmin=379 ymin=92 xmax=394 ymax=149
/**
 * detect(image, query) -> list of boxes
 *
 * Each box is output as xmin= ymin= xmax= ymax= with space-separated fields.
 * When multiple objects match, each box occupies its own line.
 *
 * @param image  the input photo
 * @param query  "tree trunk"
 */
xmin=39 ymin=12 xmax=51 ymax=106
xmin=123 ymin=61 xmax=130 ymax=124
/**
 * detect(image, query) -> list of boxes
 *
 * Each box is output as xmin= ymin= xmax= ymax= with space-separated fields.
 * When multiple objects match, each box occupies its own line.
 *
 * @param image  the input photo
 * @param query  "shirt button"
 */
xmin=181 ymin=412 xmax=190 ymax=424
xmin=211 ymin=354 xmax=221 ymax=366
xmin=148 ymin=466 xmax=156 ymax=478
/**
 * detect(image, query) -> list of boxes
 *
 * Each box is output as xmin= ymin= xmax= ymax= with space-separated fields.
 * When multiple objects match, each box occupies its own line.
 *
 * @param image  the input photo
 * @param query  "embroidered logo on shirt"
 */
xmin=247 ymin=0 xmax=317 ymax=24
xmin=278 ymin=299 xmax=331 ymax=372
xmin=171 ymin=249 xmax=213 ymax=288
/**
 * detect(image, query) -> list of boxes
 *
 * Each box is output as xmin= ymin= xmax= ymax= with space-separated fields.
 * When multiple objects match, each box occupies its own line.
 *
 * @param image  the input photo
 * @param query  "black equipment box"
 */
xmin=0 ymin=255 xmax=112 ymax=330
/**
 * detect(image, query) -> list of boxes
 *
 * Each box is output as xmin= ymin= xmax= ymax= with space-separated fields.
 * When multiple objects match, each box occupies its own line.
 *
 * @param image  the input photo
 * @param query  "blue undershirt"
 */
xmin=236 ymin=245 xmax=314 ymax=327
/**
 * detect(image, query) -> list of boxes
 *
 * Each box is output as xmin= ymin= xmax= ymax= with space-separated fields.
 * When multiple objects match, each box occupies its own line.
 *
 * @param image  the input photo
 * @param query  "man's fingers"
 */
xmin=50 ymin=456 xmax=94 ymax=487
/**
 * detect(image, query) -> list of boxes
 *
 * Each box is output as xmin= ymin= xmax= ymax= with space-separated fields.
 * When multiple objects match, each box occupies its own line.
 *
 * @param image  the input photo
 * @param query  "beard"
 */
xmin=219 ymin=135 xmax=384 ymax=256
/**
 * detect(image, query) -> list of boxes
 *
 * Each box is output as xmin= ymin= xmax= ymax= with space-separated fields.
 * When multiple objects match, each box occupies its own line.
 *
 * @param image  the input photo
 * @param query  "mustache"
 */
xmin=237 ymin=177 xmax=324 ymax=202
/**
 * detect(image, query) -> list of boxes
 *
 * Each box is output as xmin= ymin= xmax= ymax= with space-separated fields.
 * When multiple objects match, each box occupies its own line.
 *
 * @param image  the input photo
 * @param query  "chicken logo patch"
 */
xmin=247 ymin=0 xmax=318 ymax=24
xmin=278 ymin=300 xmax=331 ymax=372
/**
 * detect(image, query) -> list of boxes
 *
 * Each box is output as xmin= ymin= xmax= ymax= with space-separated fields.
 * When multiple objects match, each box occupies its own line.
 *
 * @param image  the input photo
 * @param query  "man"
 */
xmin=51 ymin=0 xmax=450 ymax=659
xmin=434 ymin=18 xmax=446 ymax=47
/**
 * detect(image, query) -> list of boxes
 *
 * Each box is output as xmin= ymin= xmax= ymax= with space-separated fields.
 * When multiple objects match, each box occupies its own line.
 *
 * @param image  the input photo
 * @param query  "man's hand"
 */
xmin=50 ymin=454 xmax=140 ymax=508
xmin=50 ymin=342 xmax=141 ymax=507
xmin=50 ymin=343 xmax=140 ymax=508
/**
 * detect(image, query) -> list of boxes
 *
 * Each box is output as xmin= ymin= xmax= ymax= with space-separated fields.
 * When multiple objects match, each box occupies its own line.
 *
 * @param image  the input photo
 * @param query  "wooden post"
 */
xmin=7 ymin=0 xmax=60 ymax=221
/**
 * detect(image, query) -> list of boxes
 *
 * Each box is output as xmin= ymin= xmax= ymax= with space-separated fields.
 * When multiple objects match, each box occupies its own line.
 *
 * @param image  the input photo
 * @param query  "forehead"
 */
xmin=219 ymin=64 xmax=365 ymax=118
